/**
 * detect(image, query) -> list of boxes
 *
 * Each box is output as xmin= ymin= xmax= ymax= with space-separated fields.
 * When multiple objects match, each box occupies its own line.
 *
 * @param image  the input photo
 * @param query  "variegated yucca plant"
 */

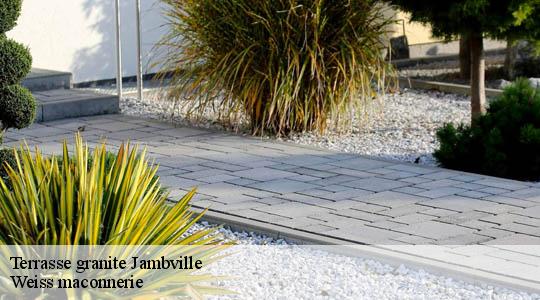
xmin=0 ymin=135 xmax=232 ymax=299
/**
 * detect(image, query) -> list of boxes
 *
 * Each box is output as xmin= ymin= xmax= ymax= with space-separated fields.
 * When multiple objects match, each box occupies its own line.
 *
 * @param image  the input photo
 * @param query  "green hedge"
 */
xmin=0 ymin=38 xmax=31 ymax=85
xmin=435 ymin=78 xmax=540 ymax=181
xmin=0 ymin=0 xmax=22 ymax=33
xmin=0 ymin=85 xmax=36 ymax=130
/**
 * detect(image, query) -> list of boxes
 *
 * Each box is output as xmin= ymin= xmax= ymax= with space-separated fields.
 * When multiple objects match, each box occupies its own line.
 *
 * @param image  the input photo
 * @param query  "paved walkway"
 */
xmin=4 ymin=114 xmax=540 ymax=291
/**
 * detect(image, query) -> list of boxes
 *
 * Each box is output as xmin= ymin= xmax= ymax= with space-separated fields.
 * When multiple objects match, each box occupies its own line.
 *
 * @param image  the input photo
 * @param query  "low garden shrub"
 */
xmin=0 ymin=38 xmax=32 ymax=85
xmin=157 ymin=0 xmax=395 ymax=135
xmin=434 ymin=78 xmax=540 ymax=181
xmin=0 ymin=84 xmax=36 ymax=131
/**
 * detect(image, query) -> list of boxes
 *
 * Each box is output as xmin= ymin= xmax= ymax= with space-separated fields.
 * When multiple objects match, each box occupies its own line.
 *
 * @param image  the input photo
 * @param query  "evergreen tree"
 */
xmin=387 ymin=0 xmax=540 ymax=121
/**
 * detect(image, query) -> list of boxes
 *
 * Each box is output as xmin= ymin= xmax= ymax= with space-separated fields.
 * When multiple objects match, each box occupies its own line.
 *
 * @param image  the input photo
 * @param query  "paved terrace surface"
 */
xmin=4 ymin=114 xmax=540 ymax=291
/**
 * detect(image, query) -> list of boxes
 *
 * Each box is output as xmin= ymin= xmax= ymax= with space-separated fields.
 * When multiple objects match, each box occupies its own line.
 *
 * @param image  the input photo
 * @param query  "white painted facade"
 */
xmin=8 ymin=0 xmax=166 ymax=83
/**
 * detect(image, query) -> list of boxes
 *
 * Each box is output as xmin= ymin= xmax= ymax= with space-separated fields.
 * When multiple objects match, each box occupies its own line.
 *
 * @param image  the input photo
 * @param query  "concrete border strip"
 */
xmin=191 ymin=207 xmax=540 ymax=295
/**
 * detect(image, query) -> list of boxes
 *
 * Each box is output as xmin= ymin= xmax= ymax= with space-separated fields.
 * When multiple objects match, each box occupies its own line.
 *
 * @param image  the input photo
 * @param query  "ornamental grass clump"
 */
xmin=157 ymin=0 xmax=395 ymax=135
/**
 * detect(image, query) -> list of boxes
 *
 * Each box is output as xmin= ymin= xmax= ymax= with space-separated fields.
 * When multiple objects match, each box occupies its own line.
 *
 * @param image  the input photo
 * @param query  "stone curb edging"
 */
xmin=191 ymin=206 xmax=540 ymax=295
xmin=399 ymin=77 xmax=503 ymax=98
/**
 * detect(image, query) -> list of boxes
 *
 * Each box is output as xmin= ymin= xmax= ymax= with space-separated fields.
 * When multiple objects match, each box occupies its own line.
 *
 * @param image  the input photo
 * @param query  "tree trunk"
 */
xmin=504 ymin=39 xmax=518 ymax=80
xmin=459 ymin=35 xmax=471 ymax=79
xmin=470 ymin=34 xmax=486 ymax=122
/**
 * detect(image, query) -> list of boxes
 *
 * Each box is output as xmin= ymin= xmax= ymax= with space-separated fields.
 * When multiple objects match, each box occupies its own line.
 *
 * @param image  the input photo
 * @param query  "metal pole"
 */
xmin=115 ymin=0 xmax=122 ymax=99
xmin=135 ymin=0 xmax=143 ymax=101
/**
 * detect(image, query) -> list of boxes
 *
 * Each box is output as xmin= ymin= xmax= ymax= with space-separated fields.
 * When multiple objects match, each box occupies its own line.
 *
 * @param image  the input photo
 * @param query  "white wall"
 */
xmin=7 ymin=0 xmax=166 ymax=83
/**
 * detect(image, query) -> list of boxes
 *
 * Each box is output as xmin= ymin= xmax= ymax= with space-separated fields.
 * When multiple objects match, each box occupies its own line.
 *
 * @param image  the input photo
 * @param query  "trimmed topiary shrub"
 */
xmin=0 ymin=0 xmax=35 ymax=144
xmin=434 ymin=78 xmax=540 ymax=181
xmin=0 ymin=38 xmax=31 ymax=85
xmin=0 ymin=84 xmax=35 ymax=130
xmin=0 ymin=0 xmax=22 ymax=33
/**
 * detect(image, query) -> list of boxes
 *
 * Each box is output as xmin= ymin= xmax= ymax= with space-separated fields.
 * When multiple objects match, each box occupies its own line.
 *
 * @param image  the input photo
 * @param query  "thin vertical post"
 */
xmin=135 ymin=0 xmax=143 ymax=100
xmin=115 ymin=0 xmax=122 ymax=99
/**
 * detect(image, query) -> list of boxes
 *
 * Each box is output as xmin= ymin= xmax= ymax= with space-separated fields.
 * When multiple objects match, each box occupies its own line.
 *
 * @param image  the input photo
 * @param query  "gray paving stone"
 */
xmin=316 ymin=200 xmax=366 ymax=210
xmin=436 ymin=234 xmax=493 ymax=245
xmin=200 ymin=161 xmax=248 ymax=172
xmin=482 ymin=195 xmax=538 ymax=208
xmin=319 ymin=184 xmax=353 ymax=193
xmin=278 ymin=193 xmax=333 ymax=206
xmin=329 ymin=157 xmax=392 ymax=171
xmin=317 ymin=189 xmax=373 ymax=201
xmin=437 ymin=211 xmax=492 ymax=225
xmin=419 ymin=196 xmax=497 ymax=212
xmin=394 ymin=221 xmax=477 ymax=240
xmin=477 ymin=187 xmax=511 ymax=195
xmin=415 ymin=179 xmax=462 ymax=189
xmin=301 ymin=224 xmax=338 ymax=233
xmin=385 ymin=164 xmax=438 ymax=174
xmin=479 ymin=213 xmax=534 ymax=226
xmin=309 ymin=175 xmax=359 ymax=186
xmin=323 ymin=226 xmax=403 ymax=244
xmin=392 ymin=186 xmax=428 ymax=195
xmin=391 ymin=235 xmax=436 ymax=245
xmin=502 ymin=188 xmax=540 ymax=202
xmin=331 ymin=209 xmax=389 ymax=222
xmin=297 ymin=189 xmax=333 ymax=197
xmin=367 ymin=220 xmax=407 ymax=230
xmin=459 ymin=220 xmax=499 ymax=230
xmin=419 ymin=208 xmax=458 ymax=217
xmin=198 ymin=174 xmax=240 ymax=184
xmin=378 ymin=204 xmax=432 ymax=218
xmin=248 ymin=179 xmax=319 ymax=194
xmin=180 ymin=169 xmax=229 ymax=180
xmin=513 ymin=216 xmax=540 ymax=227
xmin=380 ymin=171 xmax=418 ymax=180
xmin=393 ymin=213 xmax=436 ymax=224
xmin=483 ymin=234 xmax=540 ymax=245
xmin=288 ymin=174 xmax=321 ymax=182
xmin=225 ymin=178 xmax=260 ymax=186
xmin=457 ymin=190 xmax=492 ymax=198
xmin=342 ymin=177 xmax=409 ymax=192
xmin=254 ymin=202 xmax=330 ymax=218
xmin=255 ymin=197 xmax=290 ymax=206
xmin=346 ymin=201 xmax=387 ymax=212
xmin=232 ymin=167 xmax=297 ymax=181
xmin=450 ymin=174 xmax=484 ymax=182
xmin=273 ymin=216 xmax=322 ymax=229
xmin=353 ymin=191 xmax=428 ymax=208
xmin=399 ymin=177 xmax=433 ymax=184
xmin=278 ymin=154 xmax=334 ymax=166
xmin=325 ymin=168 xmax=374 ymax=178
xmin=472 ymin=179 xmax=530 ymax=191
xmin=475 ymin=204 xmax=524 ymax=215
xmin=498 ymin=223 xmax=540 ymax=236
xmin=419 ymin=171 xmax=458 ymax=180
xmin=288 ymin=167 xmax=337 ymax=178
xmin=476 ymin=228 xmax=516 ymax=239
xmin=416 ymin=187 xmax=468 ymax=199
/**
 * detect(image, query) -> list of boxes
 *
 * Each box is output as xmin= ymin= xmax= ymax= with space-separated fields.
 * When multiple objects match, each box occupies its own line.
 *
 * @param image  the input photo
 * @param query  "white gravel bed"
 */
xmin=119 ymin=88 xmax=470 ymax=166
xmin=190 ymin=222 xmax=538 ymax=300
